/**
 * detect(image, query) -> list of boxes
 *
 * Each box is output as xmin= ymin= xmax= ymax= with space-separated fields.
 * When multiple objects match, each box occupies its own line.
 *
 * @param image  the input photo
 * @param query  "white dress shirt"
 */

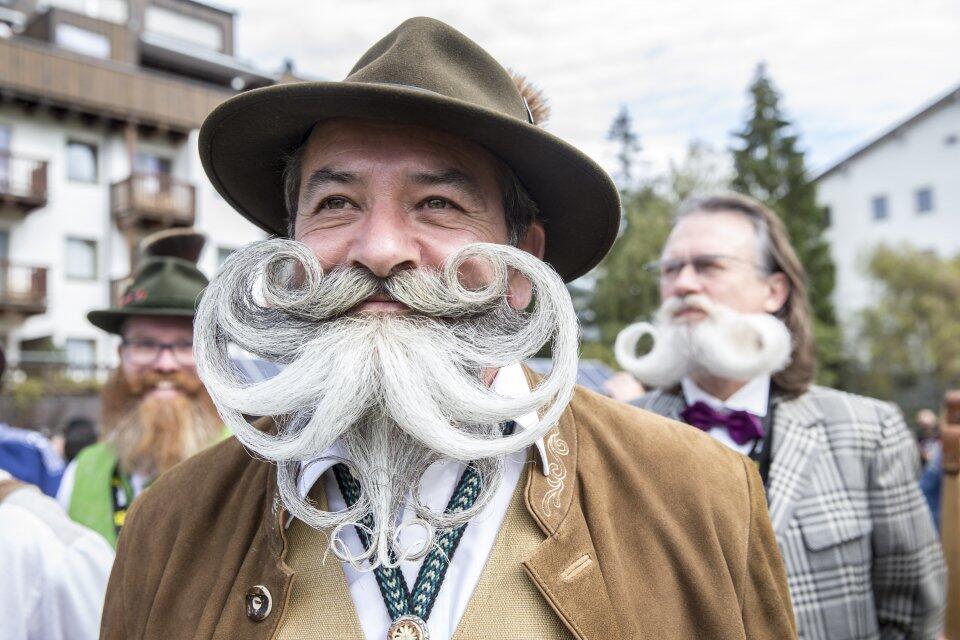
xmin=681 ymin=375 xmax=771 ymax=455
xmin=0 ymin=470 xmax=115 ymax=640
xmin=295 ymin=362 xmax=549 ymax=640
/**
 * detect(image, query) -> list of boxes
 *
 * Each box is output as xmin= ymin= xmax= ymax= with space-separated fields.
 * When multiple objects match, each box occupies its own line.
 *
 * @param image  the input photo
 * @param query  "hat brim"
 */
xmin=199 ymin=82 xmax=620 ymax=282
xmin=87 ymin=308 xmax=196 ymax=335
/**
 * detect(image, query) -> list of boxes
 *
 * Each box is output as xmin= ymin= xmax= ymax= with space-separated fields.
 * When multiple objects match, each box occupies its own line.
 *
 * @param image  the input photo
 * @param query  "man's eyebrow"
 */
xmin=410 ymin=169 xmax=487 ymax=205
xmin=302 ymin=168 xmax=360 ymax=204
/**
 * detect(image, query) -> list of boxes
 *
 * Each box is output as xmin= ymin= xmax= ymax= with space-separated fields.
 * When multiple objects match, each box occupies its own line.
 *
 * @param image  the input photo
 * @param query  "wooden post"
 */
xmin=124 ymin=122 xmax=138 ymax=171
xmin=124 ymin=122 xmax=140 ymax=271
xmin=942 ymin=390 xmax=960 ymax=639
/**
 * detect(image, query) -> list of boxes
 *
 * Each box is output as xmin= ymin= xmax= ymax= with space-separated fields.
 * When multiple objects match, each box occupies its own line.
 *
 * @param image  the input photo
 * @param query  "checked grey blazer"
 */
xmin=634 ymin=385 xmax=946 ymax=640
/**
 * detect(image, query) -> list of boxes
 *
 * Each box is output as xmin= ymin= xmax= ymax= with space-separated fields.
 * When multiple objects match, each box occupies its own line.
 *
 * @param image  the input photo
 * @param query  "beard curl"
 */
xmin=615 ymin=294 xmax=792 ymax=388
xmin=194 ymin=239 xmax=579 ymax=569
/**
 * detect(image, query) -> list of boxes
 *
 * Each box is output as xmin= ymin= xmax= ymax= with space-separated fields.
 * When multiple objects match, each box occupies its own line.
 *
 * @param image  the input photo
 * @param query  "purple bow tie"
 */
xmin=680 ymin=401 xmax=764 ymax=445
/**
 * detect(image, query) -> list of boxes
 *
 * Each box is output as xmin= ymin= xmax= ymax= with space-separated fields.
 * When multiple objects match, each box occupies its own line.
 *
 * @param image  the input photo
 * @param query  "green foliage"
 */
xmin=852 ymin=245 xmax=960 ymax=408
xmin=587 ymin=187 xmax=673 ymax=365
xmin=730 ymin=63 xmax=842 ymax=384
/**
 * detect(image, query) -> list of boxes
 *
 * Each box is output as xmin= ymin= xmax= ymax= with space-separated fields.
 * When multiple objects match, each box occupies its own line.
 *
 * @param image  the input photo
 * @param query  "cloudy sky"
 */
xmin=222 ymin=0 xmax=960 ymax=178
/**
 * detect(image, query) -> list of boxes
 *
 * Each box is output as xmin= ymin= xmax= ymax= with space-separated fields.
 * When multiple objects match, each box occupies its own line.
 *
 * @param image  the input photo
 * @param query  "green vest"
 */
xmin=68 ymin=427 xmax=232 ymax=547
xmin=68 ymin=442 xmax=125 ymax=547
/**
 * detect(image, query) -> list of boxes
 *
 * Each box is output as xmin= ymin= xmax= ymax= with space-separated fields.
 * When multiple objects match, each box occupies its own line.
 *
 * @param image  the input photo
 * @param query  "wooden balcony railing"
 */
xmin=10 ymin=353 xmax=111 ymax=386
xmin=110 ymin=173 xmax=196 ymax=228
xmin=0 ymin=262 xmax=47 ymax=315
xmin=0 ymin=153 xmax=48 ymax=211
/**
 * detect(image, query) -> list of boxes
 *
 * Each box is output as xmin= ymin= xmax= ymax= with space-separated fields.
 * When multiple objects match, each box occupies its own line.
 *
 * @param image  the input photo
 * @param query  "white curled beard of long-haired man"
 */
xmin=614 ymin=293 xmax=793 ymax=389
xmin=194 ymin=238 xmax=579 ymax=570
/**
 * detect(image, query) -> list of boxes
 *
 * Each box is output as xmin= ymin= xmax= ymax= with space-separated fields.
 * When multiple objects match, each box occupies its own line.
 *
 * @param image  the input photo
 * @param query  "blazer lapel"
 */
xmin=641 ymin=388 xmax=686 ymax=422
xmin=521 ymin=398 xmax=622 ymax=640
xmin=765 ymin=392 xmax=826 ymax=536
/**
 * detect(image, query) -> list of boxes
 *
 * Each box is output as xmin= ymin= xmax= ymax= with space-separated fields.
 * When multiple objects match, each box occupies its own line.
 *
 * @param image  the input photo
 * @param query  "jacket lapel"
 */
xmin=521 ymin=397 xmax=622 ymax=640
xmin=765 ymin=392 xmax=826 ymax=536
xmin=640 ymin=388 xmax=686 ymax=422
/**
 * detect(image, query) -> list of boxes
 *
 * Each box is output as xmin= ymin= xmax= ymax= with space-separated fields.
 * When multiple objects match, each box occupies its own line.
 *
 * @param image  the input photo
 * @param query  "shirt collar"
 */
xmin=681 ymin=374 xmax=771 ymax=417
xmin=296 ymin=362 xmax=550 ymax=499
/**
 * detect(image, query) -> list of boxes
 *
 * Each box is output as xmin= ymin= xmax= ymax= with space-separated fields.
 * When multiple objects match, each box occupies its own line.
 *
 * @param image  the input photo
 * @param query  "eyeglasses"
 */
xmin=120 ymin=340 xmax=195 ymax=366
xmin=644 ymin=254 xmax=767 ymax=282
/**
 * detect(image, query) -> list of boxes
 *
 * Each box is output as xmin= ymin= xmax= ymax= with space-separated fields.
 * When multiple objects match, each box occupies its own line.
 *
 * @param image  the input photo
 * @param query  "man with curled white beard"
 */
xmin=619 ymin=192 xmax=945 ymax=640
xmin=101 ymin=19 xmax=796 ymax=640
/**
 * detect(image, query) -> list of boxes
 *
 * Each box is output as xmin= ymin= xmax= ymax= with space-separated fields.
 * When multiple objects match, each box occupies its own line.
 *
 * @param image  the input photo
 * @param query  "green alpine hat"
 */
xmin=87 ymin=229 xmax=209 ymax=335
xmin=199 ymin=16 xmax=620 ymax=282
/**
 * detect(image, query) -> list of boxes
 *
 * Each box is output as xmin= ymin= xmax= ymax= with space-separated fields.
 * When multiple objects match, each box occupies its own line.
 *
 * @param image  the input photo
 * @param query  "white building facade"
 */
xmin=0 ymin=0 xmax=286 ymax=372
xmin=817 ymin=84 xmax=960 ymax=323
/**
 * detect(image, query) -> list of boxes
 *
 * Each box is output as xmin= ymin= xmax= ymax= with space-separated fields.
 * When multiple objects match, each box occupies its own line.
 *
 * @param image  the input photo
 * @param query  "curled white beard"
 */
xmin=615 ymin=294 xmax=792 ymax=388
xmin=194 ymin=239 xmax=579 ymax=569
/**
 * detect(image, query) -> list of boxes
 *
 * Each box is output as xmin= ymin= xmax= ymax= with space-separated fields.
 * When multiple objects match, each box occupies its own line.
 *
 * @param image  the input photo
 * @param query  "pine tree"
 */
xmin=607 ymin=105 xmax=642 ymax=189
xmin=731 ymin=63 xmax=842 ymax=385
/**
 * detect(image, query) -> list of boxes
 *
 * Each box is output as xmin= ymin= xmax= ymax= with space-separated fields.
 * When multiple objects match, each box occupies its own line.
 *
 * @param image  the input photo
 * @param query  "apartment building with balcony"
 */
xmin=0 ymin=0 xmax=283 ymax=375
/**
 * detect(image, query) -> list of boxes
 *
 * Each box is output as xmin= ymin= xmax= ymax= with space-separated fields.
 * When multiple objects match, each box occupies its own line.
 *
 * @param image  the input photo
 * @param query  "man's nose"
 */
xmin=346 ymin=207 xmax=420 ymax=277
xmin=152 ymin=347 xmax=180 ymax=373
xmin=666 ymin=262 xmax=703 ymax=297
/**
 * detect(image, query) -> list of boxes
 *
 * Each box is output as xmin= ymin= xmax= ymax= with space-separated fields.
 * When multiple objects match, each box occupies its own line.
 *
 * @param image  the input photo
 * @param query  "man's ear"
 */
xmin=763 ymin=272 xmax=790 ymax=315
xmin=517 ymin=221 xmax=546 ymax=259
xmin=508 ymin=221 xmax=547 ymax=309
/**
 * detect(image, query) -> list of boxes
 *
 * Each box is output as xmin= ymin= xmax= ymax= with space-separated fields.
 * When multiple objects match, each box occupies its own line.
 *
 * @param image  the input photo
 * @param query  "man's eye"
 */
xmin=319 ymin=197 xmax=351 ymax=210
xmin=662 ymin=261 xmax=683 ymax=276
xmin=695 ymin=258 xmax=723 ymax=273
xmin=424 ymin=197 xmax=451 ymax=210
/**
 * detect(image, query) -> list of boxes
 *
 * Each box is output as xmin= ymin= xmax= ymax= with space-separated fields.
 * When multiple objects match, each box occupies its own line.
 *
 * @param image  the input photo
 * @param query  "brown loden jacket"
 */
xmin=100 ymin=384 xmax=797 ymax=639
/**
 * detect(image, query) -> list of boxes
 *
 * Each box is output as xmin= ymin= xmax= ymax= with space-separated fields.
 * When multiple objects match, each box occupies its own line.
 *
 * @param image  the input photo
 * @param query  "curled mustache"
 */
xmin=615 ymin=294 xmax=792 ymax=387
xmin=125 ymin=370 xmax=205 ymax=397
xmin=197 ymin=240 xmax=578 ymax=462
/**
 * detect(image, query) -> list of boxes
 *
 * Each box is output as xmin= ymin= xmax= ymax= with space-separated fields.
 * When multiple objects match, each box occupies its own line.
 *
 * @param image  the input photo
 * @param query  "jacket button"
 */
xmin=245 ymin=585 xmax=272 ymax=621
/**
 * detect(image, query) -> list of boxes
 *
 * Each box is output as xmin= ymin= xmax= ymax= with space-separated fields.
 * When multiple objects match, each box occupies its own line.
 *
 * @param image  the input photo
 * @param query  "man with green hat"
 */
xmin=57 ymin=228 xmax=223 ymax=548
xmin=102 ymin=18 xmax=796 ymax=640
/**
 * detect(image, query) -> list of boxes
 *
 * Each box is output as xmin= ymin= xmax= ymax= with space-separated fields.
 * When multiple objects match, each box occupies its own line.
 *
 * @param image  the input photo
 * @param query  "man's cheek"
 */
xmin=454 ymin=256 xmax=498 ymax=291
xmin=507 ymin=270 xmax=533 ymax=310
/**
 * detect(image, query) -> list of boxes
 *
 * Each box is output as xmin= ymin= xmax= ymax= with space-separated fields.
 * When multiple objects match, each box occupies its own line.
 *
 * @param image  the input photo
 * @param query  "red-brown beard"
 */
xmin=100 ymin=369 xmax=221 ymax=477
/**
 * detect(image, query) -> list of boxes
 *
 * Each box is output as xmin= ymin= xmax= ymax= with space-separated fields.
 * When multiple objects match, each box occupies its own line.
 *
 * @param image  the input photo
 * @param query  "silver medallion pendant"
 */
xmin=387 ymin=614 xmax=429 ymax=640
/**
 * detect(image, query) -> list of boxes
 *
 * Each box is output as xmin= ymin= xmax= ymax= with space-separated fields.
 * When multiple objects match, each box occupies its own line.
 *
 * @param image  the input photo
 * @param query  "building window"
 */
xmin=916 ymin=187 xmax=934 ymax=214
xmin=134 ymin=152 xmax=172 ymax=176
xmin=871 ymin=195 xmax=888 ymax=221
xmin=66 ymin=141 xmax=98 ymax=182
xmin=946 ymin=134 xmax=958 ymax=146
xmin=65 ymin=237 xmax=97 ymax=280
xmin=65 ymin=338 xmax=96 ymax=366
xmin=55 ymin=24 xmax=111 ymax=58
xmin=217 ymin=247 xmax=235 ymax=268
xmin=822 ymin=206 xmax=832 ymax=228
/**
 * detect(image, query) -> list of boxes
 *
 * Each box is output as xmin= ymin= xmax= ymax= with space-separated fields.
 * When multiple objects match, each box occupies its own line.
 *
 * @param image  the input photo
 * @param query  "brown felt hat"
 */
xmin=199 ymin=17 xmax=620 ymax=282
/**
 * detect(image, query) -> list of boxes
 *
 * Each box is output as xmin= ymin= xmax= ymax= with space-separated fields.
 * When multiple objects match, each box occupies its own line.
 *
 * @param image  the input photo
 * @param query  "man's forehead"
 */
xmin=123 ymin=316 xmax=194 ymax=338
xmin=664 ymin=211 xmax=757 ymax=256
